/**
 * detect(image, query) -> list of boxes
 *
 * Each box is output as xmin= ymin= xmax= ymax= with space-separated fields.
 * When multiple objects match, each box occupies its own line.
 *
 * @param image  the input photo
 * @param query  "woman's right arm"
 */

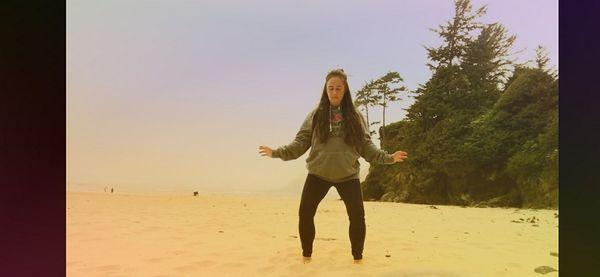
xmin=271 ymin=110 xmax=315 ymax=161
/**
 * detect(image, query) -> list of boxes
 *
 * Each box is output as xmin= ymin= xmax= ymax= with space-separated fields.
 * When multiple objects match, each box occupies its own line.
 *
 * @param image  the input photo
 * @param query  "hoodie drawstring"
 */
xmin=329 ymin=106 xmax=332 ymax=133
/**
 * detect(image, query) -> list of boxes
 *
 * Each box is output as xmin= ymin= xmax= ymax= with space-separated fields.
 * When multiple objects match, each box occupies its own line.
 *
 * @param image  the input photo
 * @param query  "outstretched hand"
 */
xmin=391 ymin=151 xmax=408 ymax=163
xmin=258 ymin=145 xmax=273 ymax=157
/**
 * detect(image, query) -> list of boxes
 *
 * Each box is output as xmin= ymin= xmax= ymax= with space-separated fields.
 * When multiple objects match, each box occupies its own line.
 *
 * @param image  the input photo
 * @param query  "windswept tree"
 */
xmin=372 ymin=71 xmax=407 ymax=145
xmin=460 ymin=22 xmax=517 ymax=112
xmin=405 ymin=0 xmax=491 ymax=134
xmin=354 ymin=79 xmax=382 ymax=137
xmin=535 ymin=45 xmax=549 ymax=70
xmin=425 ymin=0 xmax=486 ymax=70
xmin=534 ymin=45 xmax=557 ymax=79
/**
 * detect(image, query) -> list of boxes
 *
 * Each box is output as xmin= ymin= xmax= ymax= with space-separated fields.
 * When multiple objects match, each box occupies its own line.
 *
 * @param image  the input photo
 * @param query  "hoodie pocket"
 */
xmin=308 ymin=151 xmax=358 ymax=181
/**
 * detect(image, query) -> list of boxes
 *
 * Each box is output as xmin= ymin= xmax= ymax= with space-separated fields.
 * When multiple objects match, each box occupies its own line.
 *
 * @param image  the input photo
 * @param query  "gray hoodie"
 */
xmin=271 ymin=106 xmax=395 ymax=183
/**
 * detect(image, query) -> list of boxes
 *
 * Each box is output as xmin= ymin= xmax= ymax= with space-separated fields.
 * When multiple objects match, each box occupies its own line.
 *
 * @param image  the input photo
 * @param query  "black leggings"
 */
xmin=298 ymin=174 xmax=366 ymax=260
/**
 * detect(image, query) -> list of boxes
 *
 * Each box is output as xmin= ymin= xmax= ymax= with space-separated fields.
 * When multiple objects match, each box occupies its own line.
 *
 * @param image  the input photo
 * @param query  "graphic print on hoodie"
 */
xmin=330 ymin=105 xmax=343 ymax=137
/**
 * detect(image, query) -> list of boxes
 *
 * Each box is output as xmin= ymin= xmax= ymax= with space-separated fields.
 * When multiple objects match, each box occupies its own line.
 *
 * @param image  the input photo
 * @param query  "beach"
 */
xmin=66 ymin=192 xmax=558 ymax=276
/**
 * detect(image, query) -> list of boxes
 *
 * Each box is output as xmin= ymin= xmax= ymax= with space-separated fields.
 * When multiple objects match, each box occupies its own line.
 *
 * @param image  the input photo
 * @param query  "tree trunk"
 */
xmin=365 ymin=106 xmax=370 ymax=134
xmin=382 ymin=96 xmax=386 ymax=147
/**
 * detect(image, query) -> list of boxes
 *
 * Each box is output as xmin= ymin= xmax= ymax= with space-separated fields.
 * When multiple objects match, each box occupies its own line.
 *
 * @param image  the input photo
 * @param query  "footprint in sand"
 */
xmin=315 ymin=237 xmax=336 ymax=241
xmin=268 ymin=256 xmax=285 ymax=263
xmin=505 ymin=262 xmax=522 ymax=268
xmin=173 ymin=264 xmax=199 ymax=272
xmin=142 ymin=226 xmax=163 ymax=232
xmin=193 ymin=260 xmax=217 ymax=267
xmin=327 ymin=249 xmax=345 ymax=255
xmin=287 ymin=263 xmax=310 ymax=271
xmin=258 ymin=265 xmax=276 ymax=273
xmin=188 ymin=241 xmax=203 ymax=246
xmin=143 ymin=257 xmax=173 ymax=263
xmin=168 ymin=250 xmax=189 ymax=256
xmin=219 ymin=262 xmax=247 ymax=268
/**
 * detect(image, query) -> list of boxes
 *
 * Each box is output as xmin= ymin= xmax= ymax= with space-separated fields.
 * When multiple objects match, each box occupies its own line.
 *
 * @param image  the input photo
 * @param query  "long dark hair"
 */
xmin=312 ymin=69 xmax=366 ymax=150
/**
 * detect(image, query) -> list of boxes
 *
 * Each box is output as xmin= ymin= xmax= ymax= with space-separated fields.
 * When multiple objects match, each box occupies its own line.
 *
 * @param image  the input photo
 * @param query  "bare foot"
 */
xmin=353 ymin=259 xmax=363 ymax=264
xmin=302 ymin=256 xmax=312 ymax=264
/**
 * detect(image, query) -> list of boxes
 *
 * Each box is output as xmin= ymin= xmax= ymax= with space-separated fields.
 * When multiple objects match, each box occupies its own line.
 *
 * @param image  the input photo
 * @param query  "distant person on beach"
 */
xmin=258 ymin=69 xmax=408 ymax=263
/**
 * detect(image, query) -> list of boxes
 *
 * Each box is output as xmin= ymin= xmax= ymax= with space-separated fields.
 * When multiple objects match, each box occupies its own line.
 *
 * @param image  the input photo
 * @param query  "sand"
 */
xmin=67 ymin=192 xmax=558 ymax=276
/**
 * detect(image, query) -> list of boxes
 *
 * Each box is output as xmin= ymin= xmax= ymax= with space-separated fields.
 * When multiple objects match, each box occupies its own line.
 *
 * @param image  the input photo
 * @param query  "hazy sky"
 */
xmin=67 ymin=0 xmax=558 ymax=197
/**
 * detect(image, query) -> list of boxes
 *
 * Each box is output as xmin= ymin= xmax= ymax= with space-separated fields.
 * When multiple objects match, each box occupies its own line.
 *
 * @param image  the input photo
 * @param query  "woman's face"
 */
xmin=326 ymin=77 xmax=345 ymax=107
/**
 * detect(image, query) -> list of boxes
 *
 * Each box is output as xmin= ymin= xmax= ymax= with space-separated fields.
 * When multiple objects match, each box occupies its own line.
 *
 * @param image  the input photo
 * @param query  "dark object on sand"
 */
xmin=534 ymin=265 xmax=557 ymax=274
xmin=111 ymin=188 xmax=114 ymax=193
xmin=193 ymin=191 xmax=199 ymax=196
xmin=550 ymin=252 xmax=558 ymax=257
xmin=385 ymin=254 xmax=391 ymax=257
xmin=429 ymin=205 xmax=438 ymax=209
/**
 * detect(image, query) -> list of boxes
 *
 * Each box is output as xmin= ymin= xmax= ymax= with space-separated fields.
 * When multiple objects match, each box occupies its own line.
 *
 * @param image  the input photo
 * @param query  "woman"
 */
xmin=258 ymin=69 xmax=408 ymax=264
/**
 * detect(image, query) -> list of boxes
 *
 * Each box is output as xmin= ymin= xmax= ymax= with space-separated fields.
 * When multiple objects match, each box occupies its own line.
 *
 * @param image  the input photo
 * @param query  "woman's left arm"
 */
xmin=356 ymin=114 xmax=396 ymax=164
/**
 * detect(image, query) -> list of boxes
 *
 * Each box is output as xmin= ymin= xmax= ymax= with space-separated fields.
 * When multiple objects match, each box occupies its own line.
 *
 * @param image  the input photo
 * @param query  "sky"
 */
xmin=67 ymin=0 xmax=558 ymax=197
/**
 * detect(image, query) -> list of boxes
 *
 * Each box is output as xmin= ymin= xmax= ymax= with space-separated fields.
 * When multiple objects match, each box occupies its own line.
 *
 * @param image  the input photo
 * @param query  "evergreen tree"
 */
xmin=354 ymin=79 xmax=382 ymax=137
xmin=372 ymin=71 xmax=406 ymax=145
xmin=425 ymin=0 xmax=486 ymax=70
xmin=534 ymin=45 xmax=558 ymax=79
xmin=360 ymin=0 xmax=558 ymax=209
